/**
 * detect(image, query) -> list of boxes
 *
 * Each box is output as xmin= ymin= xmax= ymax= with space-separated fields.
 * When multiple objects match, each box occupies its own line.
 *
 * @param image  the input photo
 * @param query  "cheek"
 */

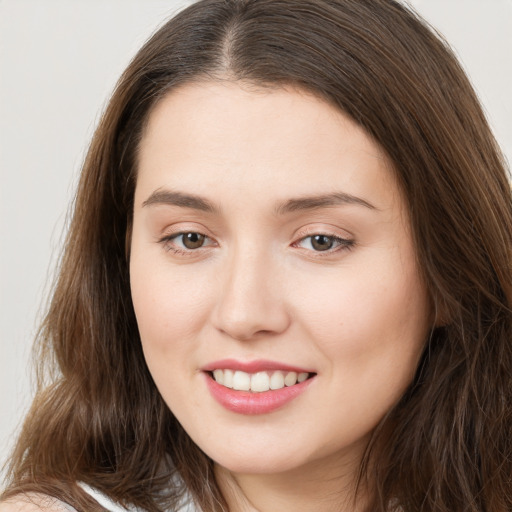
xmin=295 ymin=253 xmax=429 ymax=378
xmin=129 ymin=251 xmax=213 ymax=359
xmin=293 ymin=265 xmax=429 ymax=447
xmin=129 ymin=261 xmax=214 ymax=416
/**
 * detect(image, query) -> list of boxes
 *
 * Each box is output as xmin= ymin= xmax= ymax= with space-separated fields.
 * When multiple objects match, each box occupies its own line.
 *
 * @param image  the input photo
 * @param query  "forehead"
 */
xmin=135 ymin=80 xmax=402 ymax=214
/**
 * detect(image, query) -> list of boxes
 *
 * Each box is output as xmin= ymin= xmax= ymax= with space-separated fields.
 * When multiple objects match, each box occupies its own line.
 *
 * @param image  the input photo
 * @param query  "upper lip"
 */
xmin=202 ymin=359 xmax=315 ymax=374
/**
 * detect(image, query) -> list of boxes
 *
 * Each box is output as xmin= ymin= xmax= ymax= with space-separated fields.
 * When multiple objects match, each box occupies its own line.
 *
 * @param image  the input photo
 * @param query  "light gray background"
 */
xmin=1 ymin=0 xmax=511 ymax=474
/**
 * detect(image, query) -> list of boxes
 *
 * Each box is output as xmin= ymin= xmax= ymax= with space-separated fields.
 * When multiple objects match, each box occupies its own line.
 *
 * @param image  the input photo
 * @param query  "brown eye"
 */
xmin=181 ymin=232 xmax=206 ymax=249
xmin=295 ymin=233 xmax=354 ymax=253
xmin=310 ymin=234 xmax=335 ymax=251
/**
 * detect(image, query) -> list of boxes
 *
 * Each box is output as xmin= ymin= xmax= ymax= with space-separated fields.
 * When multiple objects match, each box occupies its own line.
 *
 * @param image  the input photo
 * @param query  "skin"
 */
xmin=130 ymin=81 xmax=432 ymax=511
xmin=0 ymin=495 xmax=73 ymax=512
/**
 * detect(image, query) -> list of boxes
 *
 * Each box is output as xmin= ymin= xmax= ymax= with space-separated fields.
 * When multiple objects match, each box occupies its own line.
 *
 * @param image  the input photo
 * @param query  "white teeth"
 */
xmin=211 ymin=369 xmax=310 ymax=392
xmin=269 ymin=371 xmax=285 ymax=390
xmin=250 ymin=372 xmax=270 ymax=392
xmin=233 ymin=370 xmax=251 ymax=391
xmin=223 ymin=369 xmax=234 ymax=388
xmin=213 ymin=369 xmax=224 ymax=385
xmin=284 ymin=371 xmax=297 ymax=387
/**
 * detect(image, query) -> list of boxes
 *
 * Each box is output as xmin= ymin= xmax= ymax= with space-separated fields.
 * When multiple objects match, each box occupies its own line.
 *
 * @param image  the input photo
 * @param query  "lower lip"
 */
xmin=204 ymin=373 xmax=315 ymax=415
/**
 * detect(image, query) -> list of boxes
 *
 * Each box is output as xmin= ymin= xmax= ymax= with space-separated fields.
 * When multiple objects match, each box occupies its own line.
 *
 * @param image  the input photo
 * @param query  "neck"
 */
xmin=214 ymin=454 xmax=370 ymax=512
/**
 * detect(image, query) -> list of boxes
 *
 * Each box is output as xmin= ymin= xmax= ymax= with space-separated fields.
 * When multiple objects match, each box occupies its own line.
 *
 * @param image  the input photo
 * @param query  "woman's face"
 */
xmin=130 ymin=81 xmax=431 ymax=477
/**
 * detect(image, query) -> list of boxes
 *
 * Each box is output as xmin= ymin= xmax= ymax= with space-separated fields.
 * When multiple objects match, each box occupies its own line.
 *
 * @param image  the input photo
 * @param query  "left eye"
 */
xmin=297 ymin=234 xmax=351 ymax=252
xmin=171 ymin=232 xmax=208 ymax=250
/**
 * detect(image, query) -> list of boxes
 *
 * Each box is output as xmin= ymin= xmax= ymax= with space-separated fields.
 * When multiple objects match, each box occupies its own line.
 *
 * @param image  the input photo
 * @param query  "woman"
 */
xmin=1 ymin=0 xmax=511 ymax=511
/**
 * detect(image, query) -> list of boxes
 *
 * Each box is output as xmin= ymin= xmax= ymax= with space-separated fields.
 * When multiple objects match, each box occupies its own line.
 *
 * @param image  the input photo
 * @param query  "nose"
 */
xmin=211 ymin=246 xmax=291 ymax=341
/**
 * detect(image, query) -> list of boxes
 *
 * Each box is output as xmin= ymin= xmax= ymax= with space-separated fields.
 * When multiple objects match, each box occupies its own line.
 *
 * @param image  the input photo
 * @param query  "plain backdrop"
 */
xmin=1 ymin=0 xmax=511 ymax=475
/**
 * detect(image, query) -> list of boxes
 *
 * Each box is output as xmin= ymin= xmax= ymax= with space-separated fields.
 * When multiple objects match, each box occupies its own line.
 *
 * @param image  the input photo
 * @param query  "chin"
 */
xmin=199 ymin=435 xmax=326 ymax=476
xmin=213 ymin=453 xmax=303 ymax=476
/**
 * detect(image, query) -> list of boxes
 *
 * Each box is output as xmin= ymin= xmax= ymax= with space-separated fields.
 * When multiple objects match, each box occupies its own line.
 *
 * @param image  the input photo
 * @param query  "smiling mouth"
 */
xmin=209 ymin=369 xmax=314 ymax=393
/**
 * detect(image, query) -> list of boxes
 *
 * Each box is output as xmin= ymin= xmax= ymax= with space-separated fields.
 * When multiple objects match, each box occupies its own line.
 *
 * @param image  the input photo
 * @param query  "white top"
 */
xmin=77 ymin=483 xmax=139 ymax=512
xmin=65 ymin=483 xmax=196 ymax=512
xmin=0 ymin=484 xmax=196 ymax=512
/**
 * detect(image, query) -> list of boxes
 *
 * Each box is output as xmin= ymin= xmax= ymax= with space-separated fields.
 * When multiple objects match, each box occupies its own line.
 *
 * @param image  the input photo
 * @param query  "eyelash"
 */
xmin=293 ymin=232 xmax=355 ymax=255
xmin=158 ymin=231 xmax=355 ymax=256
xmin=159 ymin=232 xmax=215 ymax=256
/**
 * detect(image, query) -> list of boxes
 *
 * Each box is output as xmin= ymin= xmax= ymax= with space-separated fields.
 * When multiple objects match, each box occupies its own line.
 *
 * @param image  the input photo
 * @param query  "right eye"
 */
xmin=160 ymin=231 xmax=214 ymax=254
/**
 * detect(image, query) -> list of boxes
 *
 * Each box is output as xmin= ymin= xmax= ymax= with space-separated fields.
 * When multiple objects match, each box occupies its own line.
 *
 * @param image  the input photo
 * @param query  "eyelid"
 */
xmin=157 ymin=222 xmax=214 ymax=240
xmin=292 ymin=226 xmax=355 ymax=254
xmin=169 ymin=231 xmax=214 ymax=245
xmin=156 ymin=224 xmax=354 ymax=256
xmin=157 ymin=224 xmax=217 ymax=255
xmin=293 ymin=224 xmax=354 ymax=242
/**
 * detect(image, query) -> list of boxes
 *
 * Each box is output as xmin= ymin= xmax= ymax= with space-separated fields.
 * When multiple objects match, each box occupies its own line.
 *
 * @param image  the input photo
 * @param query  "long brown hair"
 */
xmin=3 ymin=1 xmax=511 ymax=511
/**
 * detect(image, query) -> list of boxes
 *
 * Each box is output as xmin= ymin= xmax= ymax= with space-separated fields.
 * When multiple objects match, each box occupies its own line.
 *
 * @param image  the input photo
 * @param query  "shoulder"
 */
xmin=0 ymin=494 xmax=76 ymax=512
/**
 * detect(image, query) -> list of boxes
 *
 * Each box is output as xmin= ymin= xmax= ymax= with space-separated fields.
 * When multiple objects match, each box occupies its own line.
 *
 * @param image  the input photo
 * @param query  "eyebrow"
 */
xmin=142 ymin=190 xmax=219 ymax=213
xmin=142 ymin=189 xmax=377 ymax=214
xmin=274 ymin=192 xmax=377 ymax=215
